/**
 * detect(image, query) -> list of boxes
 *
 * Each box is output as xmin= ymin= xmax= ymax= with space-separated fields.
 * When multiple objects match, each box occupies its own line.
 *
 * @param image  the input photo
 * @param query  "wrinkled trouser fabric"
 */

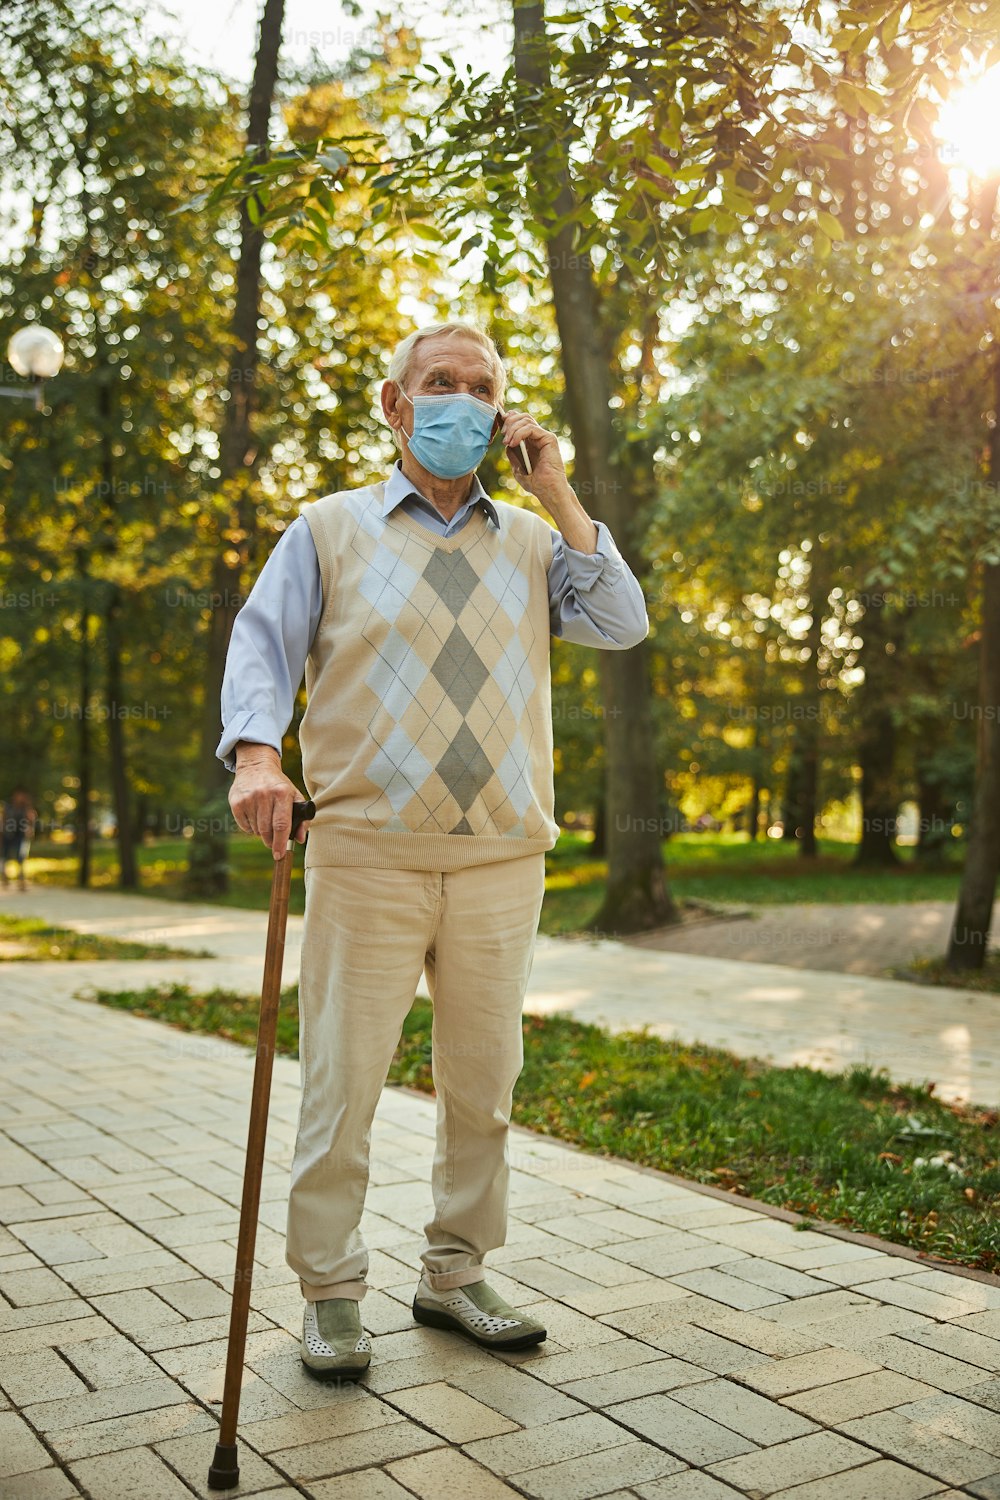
xmin=285 ymin=853 xmax=547 ymax=1302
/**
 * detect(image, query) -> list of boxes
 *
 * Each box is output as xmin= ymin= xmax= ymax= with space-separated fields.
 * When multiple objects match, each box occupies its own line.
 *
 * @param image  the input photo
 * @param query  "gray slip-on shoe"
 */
xmin=301 ymin=1297 xmax=372 ymax=1381
xmin=412 ymin=1277 xmax=546 ymax=1351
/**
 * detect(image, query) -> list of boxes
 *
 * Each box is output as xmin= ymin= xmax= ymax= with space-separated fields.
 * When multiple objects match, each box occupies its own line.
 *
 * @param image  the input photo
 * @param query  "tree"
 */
xmin=186 ymin=0 xmax=287 ymax=896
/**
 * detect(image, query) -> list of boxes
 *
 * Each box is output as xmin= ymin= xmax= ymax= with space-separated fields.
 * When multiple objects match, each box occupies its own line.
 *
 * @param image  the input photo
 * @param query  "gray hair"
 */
xmin=386 ymin=321 xmax=507 ymax=404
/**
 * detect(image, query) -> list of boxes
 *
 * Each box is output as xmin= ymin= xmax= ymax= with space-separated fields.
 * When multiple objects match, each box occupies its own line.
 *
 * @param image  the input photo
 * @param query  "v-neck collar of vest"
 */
xmin=373 ymin=481 xmax=495 ymax=553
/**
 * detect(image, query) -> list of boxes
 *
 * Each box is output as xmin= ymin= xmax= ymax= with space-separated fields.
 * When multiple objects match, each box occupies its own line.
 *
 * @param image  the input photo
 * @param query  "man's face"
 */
xmin=384 ymin=336 xmax=501 ymax=448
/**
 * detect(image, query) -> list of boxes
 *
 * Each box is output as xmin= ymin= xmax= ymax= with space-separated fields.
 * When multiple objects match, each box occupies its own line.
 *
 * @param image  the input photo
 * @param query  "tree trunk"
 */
xmin=186 ymin=0 xmax=286 ymax=897
xmin=947 ymin=565 xmax=1000 ymax=968
xmin=947 ymin=336 xmax=1000 ymax=969
xmin=512 ymin=1 xmax=677 ymax=933
xmin=748 ymin=774 xmax=762 ymax=842
xmin=591 ymin=793 xmax=606 ymax=859
xmin=853 ymin=593 xmax=901 ymax=868
xmin=781 ymin=749 xmax=802 ymax=841
xmin=914 ymin=757 xmax=951 ymax=864
xmin=76 ymin=553 xmax=92 ymax=888
xmin=95 ymin=367 xmax=138 ymax=890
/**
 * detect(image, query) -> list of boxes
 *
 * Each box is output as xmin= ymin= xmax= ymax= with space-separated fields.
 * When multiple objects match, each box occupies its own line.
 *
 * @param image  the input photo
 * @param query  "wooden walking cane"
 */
xmin=208 ymin=797 xmax=315 ymax=1491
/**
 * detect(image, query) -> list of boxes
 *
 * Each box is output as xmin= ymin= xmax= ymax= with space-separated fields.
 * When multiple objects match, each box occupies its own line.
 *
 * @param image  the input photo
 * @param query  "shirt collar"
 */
xmin=383 ymin=460 xmax=500 ymax=530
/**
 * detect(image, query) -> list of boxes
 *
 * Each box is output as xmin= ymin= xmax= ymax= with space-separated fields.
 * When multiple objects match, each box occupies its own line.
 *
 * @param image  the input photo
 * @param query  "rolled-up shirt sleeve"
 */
xmin=215 ymin=516 xmax=323 ymax=772
xmin=548 ymin=519 xmax=649 ymax=648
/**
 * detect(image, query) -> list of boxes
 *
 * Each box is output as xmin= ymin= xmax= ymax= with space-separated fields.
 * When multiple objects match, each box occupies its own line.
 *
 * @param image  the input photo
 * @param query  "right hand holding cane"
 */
xmin=230 ymin=743 xmax=313 ymax=858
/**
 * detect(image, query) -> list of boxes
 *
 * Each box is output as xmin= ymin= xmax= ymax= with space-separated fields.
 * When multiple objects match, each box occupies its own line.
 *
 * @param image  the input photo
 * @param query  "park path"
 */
xmin=624 ymin=898 xmax=1000 ymax=979
xmin=2 ymin=933 xmax=1000 ymax=1497
xmin=3 ymin=884 xmax=998 ymax=1108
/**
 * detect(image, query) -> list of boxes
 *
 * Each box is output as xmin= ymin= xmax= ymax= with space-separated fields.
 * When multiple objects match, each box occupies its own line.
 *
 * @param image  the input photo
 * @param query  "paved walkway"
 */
xmin=626 ymin=899 xmax=1000 ymax=980
xmin=4 ymin=886 xmax=998 ymax=1108
xmin=2 ymin=958 xmax=1000 ymax=1500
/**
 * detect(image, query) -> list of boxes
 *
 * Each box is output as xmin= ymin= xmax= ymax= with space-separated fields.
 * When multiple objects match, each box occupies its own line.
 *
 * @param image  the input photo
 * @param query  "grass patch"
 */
xmin=0 ymin=914 xmax=211 ymax=962
xmin=888 ymin=953 xmax=1000 ymax=996
xmin=26 ymin=830 xmax=965 ymax=933
xmin=87 ymin=981 xmax=999 ymax=1275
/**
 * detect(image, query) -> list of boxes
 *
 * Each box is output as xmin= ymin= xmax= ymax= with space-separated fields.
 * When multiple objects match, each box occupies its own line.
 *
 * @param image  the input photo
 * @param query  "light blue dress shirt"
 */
xmin=216 ymin=461 xmax=648 ymax=770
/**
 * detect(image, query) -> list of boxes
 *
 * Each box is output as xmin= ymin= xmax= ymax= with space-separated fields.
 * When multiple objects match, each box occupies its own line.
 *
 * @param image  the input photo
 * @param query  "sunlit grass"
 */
xmin=0 ymin=913 xmax=211 ymax=962
xmin=27 ymin=829 xmax=965 ymax=933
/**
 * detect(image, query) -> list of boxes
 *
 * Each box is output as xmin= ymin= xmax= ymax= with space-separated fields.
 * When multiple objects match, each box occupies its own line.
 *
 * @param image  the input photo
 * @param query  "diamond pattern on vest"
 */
xmin=345 ymin=507 xmax=543 ymax=838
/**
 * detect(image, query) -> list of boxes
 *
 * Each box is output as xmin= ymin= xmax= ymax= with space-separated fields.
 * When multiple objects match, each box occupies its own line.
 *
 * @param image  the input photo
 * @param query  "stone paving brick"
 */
xmin=602 ymin=1232 xmax=728 ymax=1276
xmin=837 ymin=1410 xmax=997 ymax=1484
xmin=783 ymin=1371 xmax=939 ymax=1424
xmin=892 ymin=1390 xmax=1000 ymax=1455
xmin=390 ymin=1380 xmax=519 ymax=1442
xmin=62 ymin=1330 xmax=164 ymax=1388
xmin=139 ymin=1310 xmax=273 ymax=1351
xmin=673 ymin=1377 xmax=818 ymax=1445
xmin=733 ymin=1348 xmax=880 ymax=1398
xmin=387 ymin=1445 xmax=525 ymax=1498
xmin=307 ymin=1470 xmax=416 ymax=1500
xmin=463 ymin=1411 xmax=635 ymax=1475
xmin=654 ymin=1324 xmax=774 ymax=1375
xmin=607 ymin=1392 xmax=759 ymax=1464
xmin=563 ymin=1276 xmax=702 ymax=1318
xmin=559 ymin=1356 xmax=713 ymax=1407
xmin=544 ymin=1248 xmax=657 ymax=1287
xmin=904 ymin=1322 xmax=1000 ymax=1373
xmin=154 ymin=1277 xmax=233 ymax=1320
xmin=755 ymin=1289 xmax=881 ymax=1328
xmin=632 ymin=1474 xmax=745 ymax=1498
xmin=807 ymin=1257 xmax=933 ymax=1289
xmin=0 ymin=1410 xmax=52 ymax=1479
xmin=362 ymin=1346 xmax=495 ymax=1396
xmin=723 ymin=1258 xmax=835 ymax=1300
xmin=520 ymin=1298 xmax=632 ymax=1349
xmin=10 ymin=1231 xmax=105 ymax=1265
xmin=240 ymin=1391 xmax=404 ymax=1454
xmin=89 ymin=1287 xmax=186 ymax=1337
xmin=59 ymin=1255 xmax=201 ymax=1299
xmin=961 ymin=1313 xmax=1000 ymax=1340
xmin=0 ymin=1267 xmax=75 ymax=1306
xmin=706 ymin=1430 xmax=876 ymax=1494
xmin=669 ymin=1268 xmax=789 ymax=1311
xmin=0 ymin=1466 xmax=82 ymax=1499
xmin=822 ymin=1305 xmax=939 ymax=1349
xmin=966 ymin=1381 xmax=1000 ymax=1412
xmin=854 ymin=1334 xmax=994 ymax=1393
xmin=7 ymin=1316 xmax=115 ymax=1356
xmin=680 ymin=1306 xmax=833 ymax=1359
xmin=965 ymin=1478 xmax=1000 ymax=1500
xmin=443 ymin=1363 xmax=588 ymax=1426
xmin=764 ymin=1458 xmax=945 ymax=1498
xmin=24 ymin=1376 xmax=190 ymax=1433
xmin=494 ymin=1338 xmax=665 ymax=1391
xmin=274 ymin=1419 xmax=444 ymax=1482
xmin=904 ymin=1272 xmax=1000 ymax=1311
xmin=47 ymin=1400 xmax=217 ymax=1462
xmin=68 ymin=1445 xmax=197 ymax=1499
xmin=0 ymin=1252 xmax=46 ymax=1272
xmin=507 ymin=1437 xmax=687 ymax=1500
xmin=0 ymin=1347 xmax=88 ymax=1406
xmin=858 ymin=1276 xmax=988 ymax=1320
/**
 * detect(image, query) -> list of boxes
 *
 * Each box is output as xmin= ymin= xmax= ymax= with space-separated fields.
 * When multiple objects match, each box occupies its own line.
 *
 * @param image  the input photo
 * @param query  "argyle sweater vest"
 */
xmin=299 ymin=481 xmax=560 ymax=871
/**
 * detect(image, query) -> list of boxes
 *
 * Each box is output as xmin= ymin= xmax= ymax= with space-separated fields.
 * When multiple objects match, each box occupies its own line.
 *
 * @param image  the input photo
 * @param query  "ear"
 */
xmin=381 ymin=379 xmax=405 ymax=436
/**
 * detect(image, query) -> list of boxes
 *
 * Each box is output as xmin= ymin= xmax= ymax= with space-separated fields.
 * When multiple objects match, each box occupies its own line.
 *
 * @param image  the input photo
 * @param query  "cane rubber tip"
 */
xmin=208 ymin=1442 xmax=240 ymax=1490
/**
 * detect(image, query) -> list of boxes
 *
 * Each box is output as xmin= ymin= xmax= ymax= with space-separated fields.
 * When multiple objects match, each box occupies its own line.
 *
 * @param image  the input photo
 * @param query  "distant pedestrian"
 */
xmin=1 ymin=787 xmax=37 ymax=891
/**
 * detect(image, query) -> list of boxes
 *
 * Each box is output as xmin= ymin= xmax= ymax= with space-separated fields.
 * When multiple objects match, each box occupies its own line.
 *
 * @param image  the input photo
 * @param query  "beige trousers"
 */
xmin=285 ymin=852 xmax=547 ymax=1302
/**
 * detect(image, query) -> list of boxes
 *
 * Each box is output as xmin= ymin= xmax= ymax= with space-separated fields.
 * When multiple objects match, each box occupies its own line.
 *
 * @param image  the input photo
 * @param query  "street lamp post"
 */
xmin=1 ymin=325 xmax=65 ymax=409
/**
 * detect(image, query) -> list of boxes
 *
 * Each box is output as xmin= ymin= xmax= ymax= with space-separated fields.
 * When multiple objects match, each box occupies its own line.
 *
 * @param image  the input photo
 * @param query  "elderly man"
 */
xmin=217 ymin=321 xmax=648 ymax=1380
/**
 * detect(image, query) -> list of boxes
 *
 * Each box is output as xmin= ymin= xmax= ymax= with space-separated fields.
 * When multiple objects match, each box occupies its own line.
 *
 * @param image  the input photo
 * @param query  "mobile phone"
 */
xmin=497 ymin=408 xmax=532 ymax=476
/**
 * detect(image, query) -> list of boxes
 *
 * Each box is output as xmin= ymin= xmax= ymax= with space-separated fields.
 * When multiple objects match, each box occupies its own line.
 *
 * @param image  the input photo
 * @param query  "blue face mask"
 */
xmin=399 ymin=390 xmax=498 ymax=479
